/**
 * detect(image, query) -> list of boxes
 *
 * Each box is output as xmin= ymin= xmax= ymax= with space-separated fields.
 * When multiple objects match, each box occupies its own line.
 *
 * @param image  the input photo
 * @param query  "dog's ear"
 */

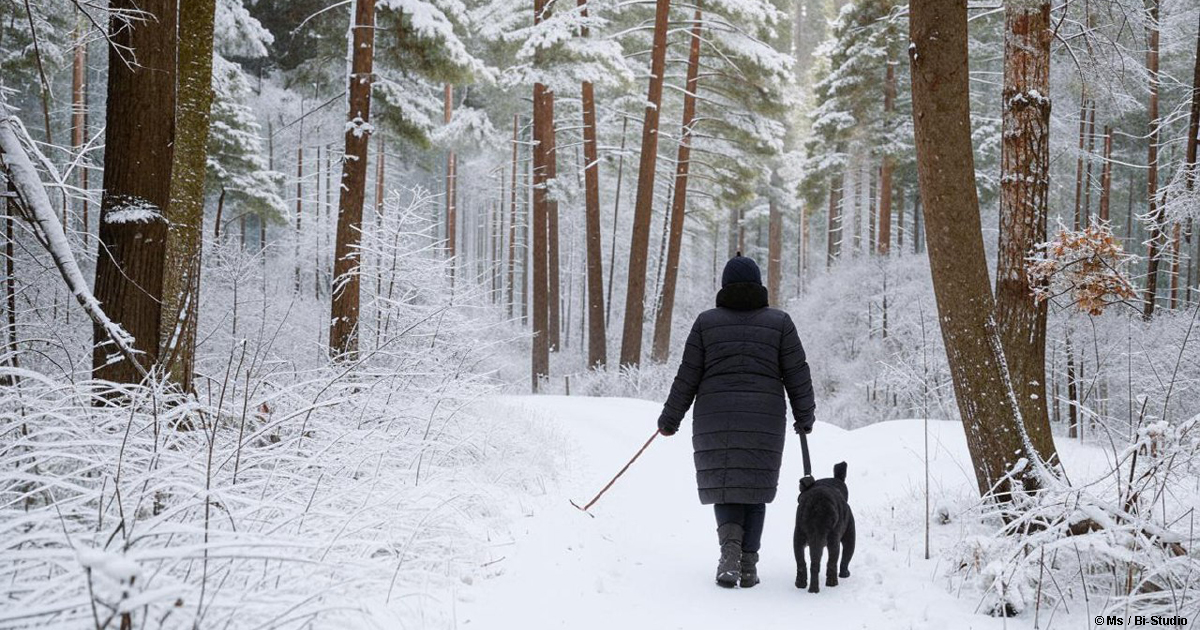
xmin=834 ymin=461 xmax=848 ymax=480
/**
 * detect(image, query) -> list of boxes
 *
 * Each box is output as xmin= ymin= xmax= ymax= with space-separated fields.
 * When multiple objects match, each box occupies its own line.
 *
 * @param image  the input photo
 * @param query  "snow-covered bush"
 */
xmin=948 ymin=414 xmax=1200 ymax=621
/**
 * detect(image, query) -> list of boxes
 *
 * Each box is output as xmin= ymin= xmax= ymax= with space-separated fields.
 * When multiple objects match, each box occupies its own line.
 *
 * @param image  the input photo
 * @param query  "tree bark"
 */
xmin=619 ymin=0 xmax=672 ymax=368
xmin=878 ymin=55 xmax=895 ymax=256
xmin=909 ymin=0 xmax=1046 ymax=499
xmin=767 ymin=172 xmax=783 ymax=296
xmin=651 ymin=9 xmax=702 ymax=364
xmin=530 ymin=0 xmax=554 ymax=388
xmin=995 ymin=0 xmax=1058 ymax=464
xmin=1144 ymin=0 xmax=1163 ymax=319
xmin=92 ymin=0 xmax=176 ymax=383
xmin=161 ymin=0 xmax=217 ymax=392
xmin=579 ymin=2 xmax=607 ymax=368
xmin=329 ymin=0 xmax=375 ymax=360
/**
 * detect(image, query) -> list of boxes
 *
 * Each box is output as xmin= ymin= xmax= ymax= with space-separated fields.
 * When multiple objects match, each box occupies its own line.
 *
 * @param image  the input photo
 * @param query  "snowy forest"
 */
xmin=1 ymin=0 xmax=1199 ymax=626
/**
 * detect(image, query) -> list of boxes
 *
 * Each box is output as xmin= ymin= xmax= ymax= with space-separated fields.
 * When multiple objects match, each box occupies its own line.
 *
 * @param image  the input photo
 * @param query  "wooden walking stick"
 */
xmin=570 ymin=429 xmax=660 ymax=516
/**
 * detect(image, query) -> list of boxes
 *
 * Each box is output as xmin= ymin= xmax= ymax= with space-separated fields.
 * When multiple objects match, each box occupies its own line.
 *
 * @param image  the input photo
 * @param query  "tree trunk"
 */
xmin=619 ymin=0 xmax=672 ymax=368
xmin=767 ymin=172 xmax=783 ymax=297
xmin=71 ymin=16 xmax=87 ymax=237
xmin=546 ymin=99 xmax=561 ymax=353
xmin=92 ymin=0 xmax=176 ymax=383
xmin=1144 ymin=0 xmax=1163 ymax=319
xmin=827 ymin=166 xmax=843 ymax=266
xmin=444 ymin=84 xmax=457 ymax=271
xmin=294 ymin=138 xmax=304 ymax=293
xmin=1184 ymin=10 xmax=1200 ymax=304
xmin=530 ymin=0 xmax=555 ymax=387
xmin=909 ymin=0 xmax=1046 ymax=499
xmin=878 ymin=56 xmax=895 ymax=256
xmin=329 ymin=0 xmax=375 ymax=360
xmin=580 ymin=5 xmax=607 ymax=367
xmin=995 ymin=0 xmax=1058 ymax=464
xmin=4 ymin=182 xmax=17 ymax=379
xmin=1082 ymin=100 xmax=1096 ymax=228
xmin=606 ymin=117 xmax=628 ymax=329
xmin=161 ymin=0 xmax=217 ymax=392
xmin=1072 ymin=93 xmax=1087 ymax=231
xmin=1099 ymin=125 xmax=1113 ymax=223
xmin=651 ymin=9 xmax=702 ymax=364
xmin=508 ymin=115 xmax=519 ymax=319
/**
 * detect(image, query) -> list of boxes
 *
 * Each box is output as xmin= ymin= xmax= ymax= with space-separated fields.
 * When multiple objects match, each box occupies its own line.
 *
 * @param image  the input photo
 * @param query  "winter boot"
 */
xmin=715 ymin=523 xmax=744 ymax=588
xmin=739 ymin=552 xmax=760 ymax=588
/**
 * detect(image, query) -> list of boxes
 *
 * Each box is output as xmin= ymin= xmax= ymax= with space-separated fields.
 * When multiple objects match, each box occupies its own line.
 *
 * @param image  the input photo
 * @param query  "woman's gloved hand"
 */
xmin=658 ymin=417 xmax=678 ymax=436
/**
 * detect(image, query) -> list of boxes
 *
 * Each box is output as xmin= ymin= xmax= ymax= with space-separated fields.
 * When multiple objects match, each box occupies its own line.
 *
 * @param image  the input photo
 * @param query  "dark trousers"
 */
xmin=713 ymin=503 xmax=766 ymax=553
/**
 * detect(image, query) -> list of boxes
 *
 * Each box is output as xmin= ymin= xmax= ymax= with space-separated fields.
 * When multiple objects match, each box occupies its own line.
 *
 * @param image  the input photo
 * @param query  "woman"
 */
xmin=657 ymin=254 xmax=816 ymax=588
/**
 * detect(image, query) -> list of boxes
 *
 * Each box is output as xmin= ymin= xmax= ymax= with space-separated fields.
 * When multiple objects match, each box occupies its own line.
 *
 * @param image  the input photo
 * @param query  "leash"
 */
xmin=570 ymin=429 xmax=660 ymax=517
xmin=799 ymin=430 xmax=815 ymax=489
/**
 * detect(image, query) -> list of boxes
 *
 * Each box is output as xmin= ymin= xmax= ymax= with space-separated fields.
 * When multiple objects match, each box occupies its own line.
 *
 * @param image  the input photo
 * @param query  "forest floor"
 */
xmin=458 ymin=395 xmax=1110 ymax=630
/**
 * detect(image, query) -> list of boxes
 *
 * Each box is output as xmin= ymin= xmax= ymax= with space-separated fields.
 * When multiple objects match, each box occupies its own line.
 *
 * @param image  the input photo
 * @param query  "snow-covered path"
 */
xmin=459 ymin=395 xmax=1082 ymax=630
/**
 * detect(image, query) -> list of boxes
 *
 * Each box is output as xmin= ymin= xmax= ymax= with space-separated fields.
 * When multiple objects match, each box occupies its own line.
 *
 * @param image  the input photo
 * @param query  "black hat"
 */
xmin=721 ymin=253 xmax=762 ymax=287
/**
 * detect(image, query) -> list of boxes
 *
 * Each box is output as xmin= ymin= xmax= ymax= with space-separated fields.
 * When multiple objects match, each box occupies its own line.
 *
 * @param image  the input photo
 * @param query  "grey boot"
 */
xmin=715 ymin=523 xmax=744 ymax=588
xmin=739 ymin=552 xmax=760 ymax=588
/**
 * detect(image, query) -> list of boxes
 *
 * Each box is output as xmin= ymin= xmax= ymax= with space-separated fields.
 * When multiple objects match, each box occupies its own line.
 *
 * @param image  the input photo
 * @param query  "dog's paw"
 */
xmin=807 ymin=583 xmax=820 ymax=594
xmin=795 ymin=575 xmax=807 ymax=589
xmin=839 ymin=568 xmax=850 ymax=578
xmin=825 ymin=575 xmax=839 ymax=587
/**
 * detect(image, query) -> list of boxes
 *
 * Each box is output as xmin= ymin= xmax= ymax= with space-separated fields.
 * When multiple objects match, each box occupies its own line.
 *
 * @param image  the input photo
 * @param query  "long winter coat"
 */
xmin=657 ymin=282 xmax=816 ymax=505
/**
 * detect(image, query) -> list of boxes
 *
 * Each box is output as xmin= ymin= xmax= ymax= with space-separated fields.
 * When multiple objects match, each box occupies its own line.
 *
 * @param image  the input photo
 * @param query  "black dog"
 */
xmin=794 ymin=462 xmax=855 ymax=593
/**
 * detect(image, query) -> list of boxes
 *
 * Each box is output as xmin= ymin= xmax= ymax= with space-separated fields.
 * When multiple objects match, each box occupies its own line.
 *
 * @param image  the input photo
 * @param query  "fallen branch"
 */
xmin=0 ymin=97 xmax=148 ymax=379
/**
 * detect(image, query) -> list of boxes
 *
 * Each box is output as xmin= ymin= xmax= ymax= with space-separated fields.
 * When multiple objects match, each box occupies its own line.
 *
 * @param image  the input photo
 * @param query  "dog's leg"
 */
xmin=839 ymin=512 xmax=855 ymax=578
xmin=825 ymin=533 xmax=840 ymax=587
xmin=806 ymin=542 xmax=822 ymax=593
xmin=793 ymin=521 xmax=807 ymax=589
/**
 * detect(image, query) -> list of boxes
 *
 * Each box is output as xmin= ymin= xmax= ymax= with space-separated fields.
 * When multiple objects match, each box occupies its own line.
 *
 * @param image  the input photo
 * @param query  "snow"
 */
xmin=458 ymin=395 xmax=1108 ymax=629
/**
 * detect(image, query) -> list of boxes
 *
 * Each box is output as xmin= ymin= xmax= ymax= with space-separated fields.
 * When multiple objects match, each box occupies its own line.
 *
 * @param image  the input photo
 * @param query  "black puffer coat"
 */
xmin=657 ymin=281 xmax=816 ymax=505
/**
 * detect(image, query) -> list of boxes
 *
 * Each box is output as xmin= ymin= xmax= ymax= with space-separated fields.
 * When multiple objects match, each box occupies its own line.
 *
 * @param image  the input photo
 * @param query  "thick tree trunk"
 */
xmin=530 ymin=0 xmax=555 ymax=387
xmin=531 ymin=85 xmax=552 ymax=389
xmin=329 ymin=0 xmax=375 ymax=360
xmin=909 ymin=0 xmax=1046 ymax=499
xmin=1144 ymin=0 xmax=1163 ymax=319
xmin=995 ymin=0 xmax=1058 ymax=464
xmin=651 ymin=9 xmax=702 ymax=364
xmin=580 ymin=19 xmax=607 ymax=367
xmin=92 ymin=0 xmax=176 ymax=383
xmin=161 ymin=0 xmax=217 ymax=392
xmin=619 ymin=0 xmax=672 ymax=368
xmin=878 ymin=56 xmax=895 ymax=256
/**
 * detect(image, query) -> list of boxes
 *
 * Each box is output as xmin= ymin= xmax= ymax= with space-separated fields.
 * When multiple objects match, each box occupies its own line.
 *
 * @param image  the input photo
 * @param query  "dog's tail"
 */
xmin=834 ymin=461 xmax=848 ymax=481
